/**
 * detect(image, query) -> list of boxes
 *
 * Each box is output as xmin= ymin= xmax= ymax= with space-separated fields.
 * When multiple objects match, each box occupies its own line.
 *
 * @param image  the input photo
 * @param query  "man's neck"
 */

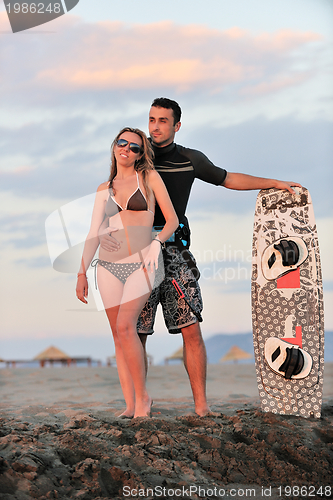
xmin=151 ymin=141 xmax=175 ymax=156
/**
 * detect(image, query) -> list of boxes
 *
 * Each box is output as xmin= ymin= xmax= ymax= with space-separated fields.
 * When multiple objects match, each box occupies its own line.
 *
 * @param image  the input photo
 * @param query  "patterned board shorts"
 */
xmin=137 ymin=246 xmax=203 ymax=334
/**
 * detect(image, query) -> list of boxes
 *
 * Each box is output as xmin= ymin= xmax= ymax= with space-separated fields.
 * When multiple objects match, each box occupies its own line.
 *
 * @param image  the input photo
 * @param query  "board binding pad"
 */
xmin=251 ymin=187 xmax=324 ymax=418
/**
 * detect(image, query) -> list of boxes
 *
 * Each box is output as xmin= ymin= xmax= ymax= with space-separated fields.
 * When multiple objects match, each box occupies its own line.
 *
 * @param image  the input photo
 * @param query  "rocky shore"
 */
xmin=0 ymin=365 xmax=332 ymax=499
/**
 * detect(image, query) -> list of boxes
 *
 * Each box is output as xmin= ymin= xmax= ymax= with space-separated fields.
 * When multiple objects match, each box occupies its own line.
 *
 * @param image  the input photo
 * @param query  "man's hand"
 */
xmin=223 ymin=172 xmax=302 ymax=194
xmin=99 ymin=226 xmax=120 ymax=252
xmin=273 ymin=180 xmax=302 ymax=195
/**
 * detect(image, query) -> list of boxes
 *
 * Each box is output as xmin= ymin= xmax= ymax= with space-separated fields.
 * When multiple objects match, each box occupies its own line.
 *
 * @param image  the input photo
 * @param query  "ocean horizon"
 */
xmin=1 ymin=331 xmax=332 ymax=367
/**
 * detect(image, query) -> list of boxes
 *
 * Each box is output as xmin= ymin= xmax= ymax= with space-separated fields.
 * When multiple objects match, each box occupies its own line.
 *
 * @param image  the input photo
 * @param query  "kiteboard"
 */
xmin=251 ymin=187 xmax=324 ymax=418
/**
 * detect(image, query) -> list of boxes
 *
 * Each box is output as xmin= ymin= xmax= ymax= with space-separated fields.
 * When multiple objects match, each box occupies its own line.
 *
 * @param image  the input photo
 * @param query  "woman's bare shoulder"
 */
xmin=97 ymin=181 xmax=110 ymax=192
xmin=146 ymin=169 xmax=161 ymax=184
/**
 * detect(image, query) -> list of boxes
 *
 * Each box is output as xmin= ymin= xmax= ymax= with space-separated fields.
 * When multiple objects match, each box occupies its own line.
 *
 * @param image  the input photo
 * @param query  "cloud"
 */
xmin=1 ymin=115 xmax=332 ymax=214
xmin=1 ymin=14 xmax=323 ymax=98
xmin=1 ymin=116 xmax=331 ymax=278
xmin=240 ymin=73 xmax=312 ymax=96
xmin=185 ymin=117 xmax=333 ymax=217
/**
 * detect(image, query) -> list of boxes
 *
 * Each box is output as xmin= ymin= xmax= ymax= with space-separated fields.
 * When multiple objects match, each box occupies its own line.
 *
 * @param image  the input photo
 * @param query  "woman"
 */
xmin=76 ymin=127 xmax=178 ymax=418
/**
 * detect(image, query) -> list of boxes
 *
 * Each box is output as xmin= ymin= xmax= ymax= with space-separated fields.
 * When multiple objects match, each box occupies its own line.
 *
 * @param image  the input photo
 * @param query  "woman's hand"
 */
xmin=142 ymin=239 xmax=161 ymax=274
xmin=76 ymin=275 xmax=88 ymax=304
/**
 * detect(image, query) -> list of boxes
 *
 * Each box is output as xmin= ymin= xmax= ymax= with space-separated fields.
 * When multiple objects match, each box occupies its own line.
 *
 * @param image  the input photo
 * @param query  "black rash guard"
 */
xmin=152 ymin=142 xmax=227 ymax=227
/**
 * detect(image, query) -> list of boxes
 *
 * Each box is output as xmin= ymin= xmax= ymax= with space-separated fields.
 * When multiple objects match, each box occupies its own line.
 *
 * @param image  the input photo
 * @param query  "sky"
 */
xmin=0 ymin=0 xmax=332 ymax=365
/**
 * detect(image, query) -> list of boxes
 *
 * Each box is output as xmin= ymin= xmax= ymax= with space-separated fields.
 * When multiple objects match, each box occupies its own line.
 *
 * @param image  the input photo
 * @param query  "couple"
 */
xmin=76 ymin=98 xmax=301 ymax=419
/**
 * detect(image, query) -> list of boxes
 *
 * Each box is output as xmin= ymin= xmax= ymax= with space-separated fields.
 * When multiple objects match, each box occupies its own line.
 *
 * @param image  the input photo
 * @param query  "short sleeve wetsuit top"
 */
xmin=136 ymin=142 xmax=227 ymax=333
xmin=151 ymin=142 xmax=227 ymax=232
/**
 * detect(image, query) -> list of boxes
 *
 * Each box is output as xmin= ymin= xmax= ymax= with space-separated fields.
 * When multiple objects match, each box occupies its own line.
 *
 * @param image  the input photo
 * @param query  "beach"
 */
xmin=1 ymin=363 xmax=332 ymax=499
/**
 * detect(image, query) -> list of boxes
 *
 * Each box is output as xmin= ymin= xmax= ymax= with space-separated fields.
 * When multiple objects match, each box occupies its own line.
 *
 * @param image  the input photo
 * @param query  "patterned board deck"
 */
xmin=251 ymin=187 xmax=324 ymax=418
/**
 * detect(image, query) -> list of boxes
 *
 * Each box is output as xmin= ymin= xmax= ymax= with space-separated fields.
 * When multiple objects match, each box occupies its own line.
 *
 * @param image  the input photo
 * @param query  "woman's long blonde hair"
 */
xmin=108 ymin=127 xmax=154 ymax=198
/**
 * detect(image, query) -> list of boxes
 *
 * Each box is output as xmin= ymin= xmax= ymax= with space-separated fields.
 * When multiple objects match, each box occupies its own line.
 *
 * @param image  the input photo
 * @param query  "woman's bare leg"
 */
xmin=104 ymin=306 xmax=136 ymax=417
xmin=116 ymin=267 xmax=155 ymax=417
xmin=97 ymin=266 xmax=135 ymax=417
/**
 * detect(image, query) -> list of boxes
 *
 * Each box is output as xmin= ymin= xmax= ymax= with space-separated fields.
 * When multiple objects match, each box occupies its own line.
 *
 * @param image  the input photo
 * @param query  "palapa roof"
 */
xmin=220 ymin=345 xmax=252 ymax=362
xmin=165 ymin=346 xmax=183 ymax=360
xmin=34 ymin=346 xmax=70 ymax=360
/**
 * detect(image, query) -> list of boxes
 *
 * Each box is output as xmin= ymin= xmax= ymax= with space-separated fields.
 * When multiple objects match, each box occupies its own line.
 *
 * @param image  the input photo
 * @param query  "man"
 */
xmin=101 ymin=97 xmax=301 ymax=416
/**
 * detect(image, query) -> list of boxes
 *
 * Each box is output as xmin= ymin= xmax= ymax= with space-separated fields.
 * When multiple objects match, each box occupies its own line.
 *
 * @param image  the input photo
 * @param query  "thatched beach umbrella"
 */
xmin=34 ymin=346 xmax=69 ymax=360
xmin=34 ymin=346 xmax=70 ymax=367
xmin=164 ymin=346 xmax=183 ymax=364
xmin=220 ymin=345 xmax=252 ymax=363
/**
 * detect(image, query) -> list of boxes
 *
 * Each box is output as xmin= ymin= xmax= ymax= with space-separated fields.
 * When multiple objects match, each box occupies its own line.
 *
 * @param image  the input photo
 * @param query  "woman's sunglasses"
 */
xmin=116 ymin=139 xmax=142 ymax=154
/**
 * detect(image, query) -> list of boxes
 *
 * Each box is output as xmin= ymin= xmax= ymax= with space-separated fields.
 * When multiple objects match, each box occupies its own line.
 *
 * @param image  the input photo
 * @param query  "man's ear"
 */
xmin=175 ymin=121 xmax=181 ymax=133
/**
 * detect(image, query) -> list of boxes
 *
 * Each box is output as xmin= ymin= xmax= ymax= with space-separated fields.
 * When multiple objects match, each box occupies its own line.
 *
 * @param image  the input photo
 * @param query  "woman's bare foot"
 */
xmin=118 ymin=412 xmax=133 ymax=419
xmin=117 ymin=407 xmax=134 ymax=419
xmin=194 ymin=404 xmax=212 ymax=417
xmin=134 ymin=396 xmax=152 ymax=418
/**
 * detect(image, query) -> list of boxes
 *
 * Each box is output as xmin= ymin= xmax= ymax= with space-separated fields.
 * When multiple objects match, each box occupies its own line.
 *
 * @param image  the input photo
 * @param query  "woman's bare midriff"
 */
xmin=99 ymin=210 xmax=154 ymax=263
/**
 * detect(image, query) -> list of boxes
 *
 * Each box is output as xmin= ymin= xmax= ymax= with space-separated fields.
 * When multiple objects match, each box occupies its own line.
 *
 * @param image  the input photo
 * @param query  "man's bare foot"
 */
xmin=134 ymin=397 xmax=153 ymax=418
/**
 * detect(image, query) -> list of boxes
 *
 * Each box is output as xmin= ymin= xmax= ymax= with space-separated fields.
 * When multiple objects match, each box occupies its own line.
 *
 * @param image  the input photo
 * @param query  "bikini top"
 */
xmin=105 ymin=172 xmax=154 ymax=217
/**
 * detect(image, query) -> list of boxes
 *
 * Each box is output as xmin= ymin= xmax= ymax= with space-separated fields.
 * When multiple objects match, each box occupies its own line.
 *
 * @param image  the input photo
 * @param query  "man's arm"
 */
xmin=99 ymin=217 xmax=120 ymax=252
xmin=222 ymin=172 xmax=302 ymax=194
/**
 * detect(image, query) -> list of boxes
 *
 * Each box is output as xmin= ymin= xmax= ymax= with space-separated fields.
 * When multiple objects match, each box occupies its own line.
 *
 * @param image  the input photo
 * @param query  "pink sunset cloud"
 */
xmin=1 ymin=14 xmax=322 ymax=96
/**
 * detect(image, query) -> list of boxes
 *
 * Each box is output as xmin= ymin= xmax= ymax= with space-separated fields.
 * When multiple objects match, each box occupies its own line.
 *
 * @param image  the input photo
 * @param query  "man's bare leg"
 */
xmin=181 ymin=322 xmax=211 ymax=416
xmin=139 ymin=333 xmax=148 ymax=376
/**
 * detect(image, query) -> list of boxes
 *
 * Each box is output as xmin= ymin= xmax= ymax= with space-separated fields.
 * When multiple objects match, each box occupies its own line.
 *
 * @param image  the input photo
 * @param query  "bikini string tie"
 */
xmin=90 ymin=259 xmax=99 ymax=289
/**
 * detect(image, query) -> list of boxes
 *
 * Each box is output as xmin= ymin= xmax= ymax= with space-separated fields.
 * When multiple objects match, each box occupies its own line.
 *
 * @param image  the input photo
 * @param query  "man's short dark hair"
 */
xmin=151 ymin=97 xmax=182 ymax=125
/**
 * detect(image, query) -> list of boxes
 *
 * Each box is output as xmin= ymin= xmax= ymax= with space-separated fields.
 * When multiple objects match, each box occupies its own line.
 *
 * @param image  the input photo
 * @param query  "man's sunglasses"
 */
xmin=116 ymin=139 xmax=142 ymax=154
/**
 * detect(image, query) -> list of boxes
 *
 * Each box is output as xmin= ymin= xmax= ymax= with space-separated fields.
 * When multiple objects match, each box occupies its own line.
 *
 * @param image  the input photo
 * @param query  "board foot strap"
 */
xmin=279 ymin=346 xmax=304 ymax=379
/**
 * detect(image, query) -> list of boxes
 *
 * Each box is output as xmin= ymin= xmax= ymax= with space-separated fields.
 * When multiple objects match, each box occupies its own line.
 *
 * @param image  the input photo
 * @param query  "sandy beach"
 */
xmin=1 ymin=363 xmax=332 ymax=499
